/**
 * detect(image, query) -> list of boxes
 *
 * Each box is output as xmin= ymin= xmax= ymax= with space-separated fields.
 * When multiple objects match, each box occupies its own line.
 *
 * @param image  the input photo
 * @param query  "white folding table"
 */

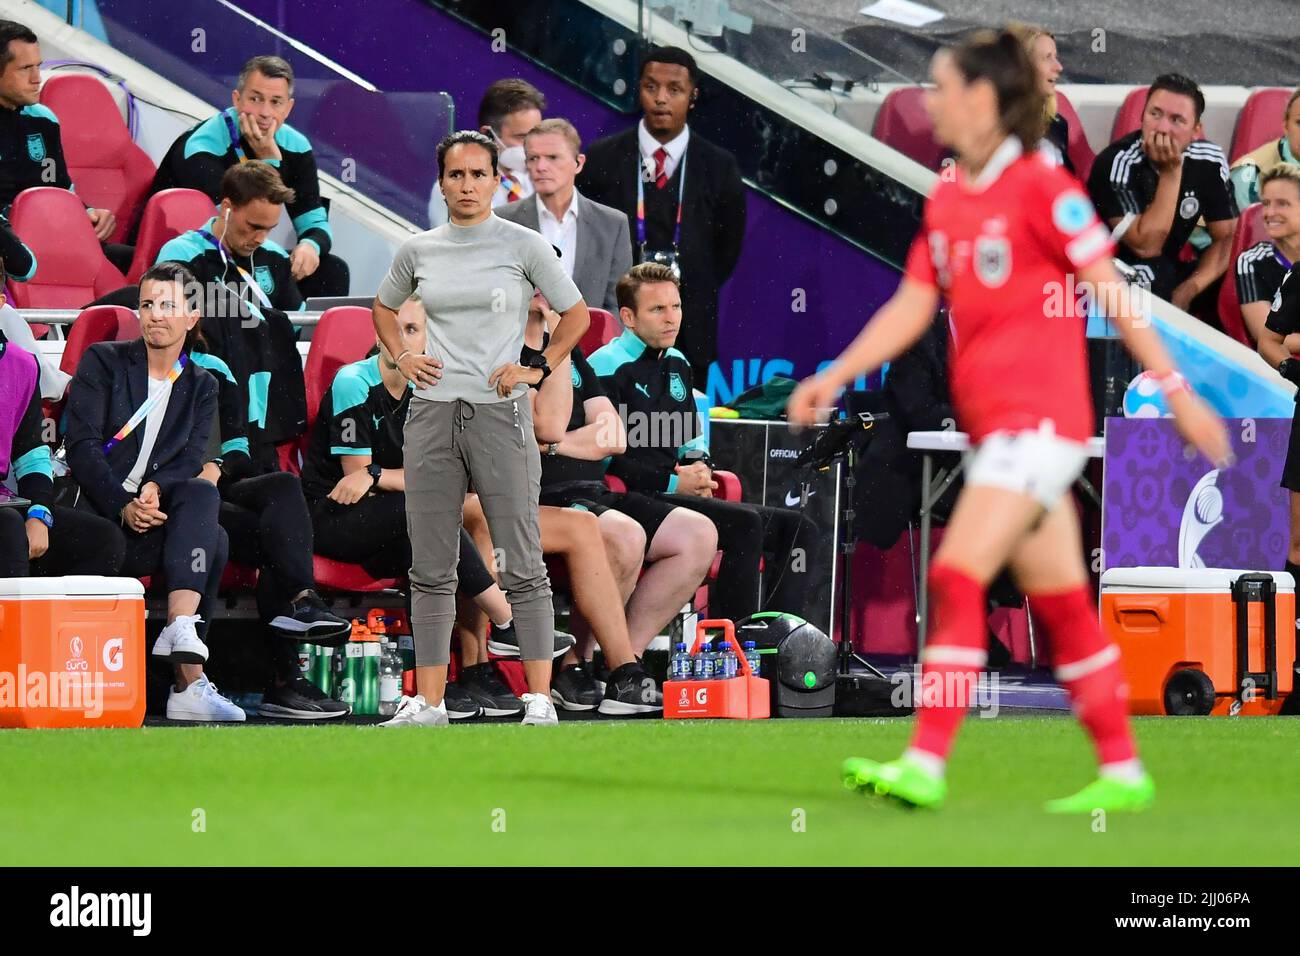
xmin=906 ymin=430 xmax=1106 ymax=654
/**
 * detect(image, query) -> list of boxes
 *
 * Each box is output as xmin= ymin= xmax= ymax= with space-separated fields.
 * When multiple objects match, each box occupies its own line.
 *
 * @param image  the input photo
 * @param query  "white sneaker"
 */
xmin=378 ymin=694 xmax=449 ymax=727
xmin=153 ymin=615 xmax=208 ymax=663
xmin=521 ymin=692 xmax=559 ymax=726
xmin=166 ymin=674 xmax=246 ymax=722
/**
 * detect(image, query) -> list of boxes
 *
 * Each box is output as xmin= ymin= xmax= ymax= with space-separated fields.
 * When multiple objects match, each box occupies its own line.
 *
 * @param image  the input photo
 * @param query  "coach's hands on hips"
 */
xmin=488 ymin=363 xmax=543 ymax=397
xmin=398 ymin=352 xmax=443 ymax=390
xmin=1168 ymin=390 xmax=1234 ymax=469
xmin=786 ymin=373 xmax=840 ymax=428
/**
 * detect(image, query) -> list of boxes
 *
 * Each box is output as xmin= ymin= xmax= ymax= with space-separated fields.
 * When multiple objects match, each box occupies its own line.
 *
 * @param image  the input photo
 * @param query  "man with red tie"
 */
xmin=579 ymin=47 xmax=747 ymax=384
xmin=427 ymin=78 xmax=546 ymax=228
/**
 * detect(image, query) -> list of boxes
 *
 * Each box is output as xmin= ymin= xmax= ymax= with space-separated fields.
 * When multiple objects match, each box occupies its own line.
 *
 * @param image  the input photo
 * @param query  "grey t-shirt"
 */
xmin=377 ymin=214 xmax=583 ymax=404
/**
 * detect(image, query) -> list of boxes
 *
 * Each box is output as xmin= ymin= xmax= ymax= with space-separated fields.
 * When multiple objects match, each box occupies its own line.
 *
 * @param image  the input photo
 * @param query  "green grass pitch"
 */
xmin=1 ymin=716 xmax=1296 ymax=866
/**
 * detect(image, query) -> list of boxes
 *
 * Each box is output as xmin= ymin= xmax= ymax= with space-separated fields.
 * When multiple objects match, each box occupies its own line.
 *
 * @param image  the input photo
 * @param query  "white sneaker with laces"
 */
xmin=154 ymin=614 xmax=208 ymax=663
xmin=166 ymin=674 xmax=246 ymax=722
xmin=521 ymin=692 xmax=559 ymax=726
xmin=378 ymin=694 xmax=449 ymax=727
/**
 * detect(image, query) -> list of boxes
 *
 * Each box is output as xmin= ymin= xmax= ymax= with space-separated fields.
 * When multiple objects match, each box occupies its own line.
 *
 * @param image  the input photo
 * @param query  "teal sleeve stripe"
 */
xmin=264 ymin=157 xmax=282 ymax=168
xmin=12 ymin=445 xmax=52 ymax=480
xmin=275 ymin=123 xmax=312 ymax=153
xmin=220 ymin=437 xmax=250 ymax=456
xmin=666 ymin=473 xmax=679 ymax=494
xmin=156 ymin=232 xmax=210 ymax=264
xmin=13 ymin=245 xmax=35 ymax=281
xmin=22 ymin=104 xmax=59 ymax=124
xmin=331 ymin=446 xmax=372 ymax=456
xmin=292 ymin=208 xmax=331 ymax=240
xmin=183 ymin=113 xmax=231 ymax=159
xmin=190 ymin=351 xmax=237 ymax=384
xmin=680 ymin=434 xmax=710 ymax=458
xmin=298 ymin=237 xmax=321 ymax=257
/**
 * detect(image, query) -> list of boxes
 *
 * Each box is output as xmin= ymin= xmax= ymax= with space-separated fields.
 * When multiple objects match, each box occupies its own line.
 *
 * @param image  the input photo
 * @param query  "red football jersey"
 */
xmin=903 ymin=140 xmax=1115 ymax=443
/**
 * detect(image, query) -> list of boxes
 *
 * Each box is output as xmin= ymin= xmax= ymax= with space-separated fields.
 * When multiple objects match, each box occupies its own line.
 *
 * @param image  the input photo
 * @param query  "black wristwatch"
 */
xmin=367 ymin=462 xmax=382 ymax=488
xmin=523 ymin=351 xmax=552 ymax=388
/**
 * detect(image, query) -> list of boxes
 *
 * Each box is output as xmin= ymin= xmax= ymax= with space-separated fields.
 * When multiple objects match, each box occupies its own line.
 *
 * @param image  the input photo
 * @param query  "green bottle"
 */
xmin=358 ymin=641 xmax=381 ymax=715
xmin=338 ymin=642 xmax=363 ymax=708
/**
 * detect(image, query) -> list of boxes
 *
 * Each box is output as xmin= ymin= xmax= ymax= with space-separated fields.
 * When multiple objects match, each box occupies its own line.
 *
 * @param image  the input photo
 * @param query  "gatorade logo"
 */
xmin=103 ymin=638 xmax=124 ymax=673
xmin=694 ymin=687 xmax=708 ymax=705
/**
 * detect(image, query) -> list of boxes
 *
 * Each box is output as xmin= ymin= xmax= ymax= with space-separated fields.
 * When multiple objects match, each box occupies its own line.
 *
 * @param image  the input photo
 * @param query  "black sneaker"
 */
xmin=259 ymin=677 xmax=350 ymax=720
xmin=443 ymin=681 xmax=483 ymax=721
xmin=487 ymin=621 xmax=576 ymax=660
xmin=457 ymin=662 xmax=524 ymax=717
xmin=550 ymin=662 xmax=603 ymax=711
xmin=598 ymin=663 xmax=663 ymax=716
xmin=269 ymin=590 xmax=351 ymax=646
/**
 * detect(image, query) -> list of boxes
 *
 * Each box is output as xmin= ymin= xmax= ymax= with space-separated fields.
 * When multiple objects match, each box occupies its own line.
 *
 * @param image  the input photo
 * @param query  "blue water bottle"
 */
xmin=671 ymin=642 xmax=691 ymax=681
xmin=743 ymin=640 xmax=761 ymax=678
xmin=694 ymin=642 xmax=715 ymax=681
xmin=719 ymin=642 xmax=737 ymax=679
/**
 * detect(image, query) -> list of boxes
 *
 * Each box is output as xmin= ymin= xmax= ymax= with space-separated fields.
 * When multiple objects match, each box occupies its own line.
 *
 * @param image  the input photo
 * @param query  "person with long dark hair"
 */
xmin=789 ymin=29 xmax=1231 ymax=812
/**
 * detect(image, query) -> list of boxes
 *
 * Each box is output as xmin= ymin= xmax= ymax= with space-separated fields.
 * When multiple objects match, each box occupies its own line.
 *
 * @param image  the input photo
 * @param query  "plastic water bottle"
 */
xmin=670 ymin=642 xmax=692 ymax=681
xmin=378 ymin=638 xmax=402 ymax=717
xmin=718 ymin=643 xmax=736 ymax=679
xmin=743 ymin=641 xmax=761 ymax=678
xmin=694 ymin=642 xmax=716 ymax=681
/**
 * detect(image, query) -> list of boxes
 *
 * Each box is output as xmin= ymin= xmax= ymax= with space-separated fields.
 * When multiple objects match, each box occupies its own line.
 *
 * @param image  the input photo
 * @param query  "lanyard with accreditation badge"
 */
xmin=103 ymin=354 xmax=188 ymax=453
xmin=635 ymin=148 xmax=687 ymax=251
xmin=197 ymin=227 xmax=274 ymax=318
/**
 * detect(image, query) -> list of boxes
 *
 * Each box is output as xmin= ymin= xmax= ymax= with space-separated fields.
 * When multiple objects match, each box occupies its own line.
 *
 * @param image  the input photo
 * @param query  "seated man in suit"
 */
xmin=495 ymin=118 xmax=632 ymax=313
xmin=145 ymin=54 xmax=349 ymax=297
xmin=579 ymin=46 xmax=746 ymax=382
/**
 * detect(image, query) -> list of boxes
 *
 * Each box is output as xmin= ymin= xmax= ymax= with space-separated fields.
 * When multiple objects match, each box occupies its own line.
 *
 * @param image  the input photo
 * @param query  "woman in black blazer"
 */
xmin=64 ymin=262 xmax=242 ymax=722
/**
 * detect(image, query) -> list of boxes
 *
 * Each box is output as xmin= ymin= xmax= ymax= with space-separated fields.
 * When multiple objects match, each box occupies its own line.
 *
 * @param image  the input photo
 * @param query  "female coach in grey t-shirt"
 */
xmin=372 ymin=130 xmax=589 ymax=727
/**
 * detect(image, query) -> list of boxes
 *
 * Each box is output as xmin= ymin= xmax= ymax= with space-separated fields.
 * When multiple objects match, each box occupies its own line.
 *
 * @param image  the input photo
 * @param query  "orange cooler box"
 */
xmin=665 ymin=619 xmax=770 ymax=720
xmin=1100 ymin=568 xmax=1295 ymax=716
xmin=0 ymin=577 xmax=147 ymax=728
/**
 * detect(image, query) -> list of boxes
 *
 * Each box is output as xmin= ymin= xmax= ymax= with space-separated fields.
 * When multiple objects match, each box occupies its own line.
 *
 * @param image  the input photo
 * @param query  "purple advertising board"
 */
xmin=1102 ymin=417 xmax=1291 ymax=572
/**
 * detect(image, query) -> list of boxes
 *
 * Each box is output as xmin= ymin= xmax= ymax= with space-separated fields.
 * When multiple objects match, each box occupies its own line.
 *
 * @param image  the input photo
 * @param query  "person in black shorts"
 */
xmin=591 ymin=263 xmax=818 ymax=623
xmin=1257 ymin=261 xmax=1300 ymax=586
xmin=1088 ymin=73 xmax=1237 ymax=309
xmin=1236 ymin=165 xmax=1300 ymax=344
xmin=522 ymin=291 xmax=714 ymax=701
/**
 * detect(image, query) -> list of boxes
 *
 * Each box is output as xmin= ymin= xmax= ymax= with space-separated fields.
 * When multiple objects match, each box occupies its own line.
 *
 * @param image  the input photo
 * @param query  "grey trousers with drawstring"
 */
xmin=404 ymin=395 xmax=553 ymax=666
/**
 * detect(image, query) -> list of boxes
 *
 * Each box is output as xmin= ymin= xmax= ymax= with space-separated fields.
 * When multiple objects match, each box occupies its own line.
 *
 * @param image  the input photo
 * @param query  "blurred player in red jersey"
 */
xmin=789 ymin=29 xmax=1233 ymax=813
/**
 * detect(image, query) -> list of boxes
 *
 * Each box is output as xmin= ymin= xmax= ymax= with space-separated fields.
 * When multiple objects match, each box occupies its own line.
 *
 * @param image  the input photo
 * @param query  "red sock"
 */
xmin=1031 ymin=586 xmax=1137 ymax=768
xmin=909 ymin=564 xmax=988 ymax=762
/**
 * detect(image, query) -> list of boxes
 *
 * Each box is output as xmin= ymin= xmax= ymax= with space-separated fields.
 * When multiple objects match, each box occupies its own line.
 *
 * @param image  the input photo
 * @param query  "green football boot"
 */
xmin=841 ymin=755 xmax=947 ymax=809
xmin=1044 ymin=773 xmax=1156 ymax=814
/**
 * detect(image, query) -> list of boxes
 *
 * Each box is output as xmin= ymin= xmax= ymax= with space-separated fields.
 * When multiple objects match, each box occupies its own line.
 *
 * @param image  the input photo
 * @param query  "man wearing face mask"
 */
xmin=427 ymin=78 xmax=546 ymax=228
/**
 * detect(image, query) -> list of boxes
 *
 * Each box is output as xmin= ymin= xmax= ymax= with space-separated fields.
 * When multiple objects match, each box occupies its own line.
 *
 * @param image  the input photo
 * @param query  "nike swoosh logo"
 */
xmin=785 ymin=489 xmax=814 ymax=507
xmin=634 ymin=383 xmax=650 ymax=398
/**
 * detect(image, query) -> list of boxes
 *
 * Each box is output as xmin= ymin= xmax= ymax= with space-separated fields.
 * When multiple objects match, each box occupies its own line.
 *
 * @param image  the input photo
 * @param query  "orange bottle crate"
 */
xmin=1100 ymin=568 xmax=1295 ymax=716
xmin=0 ymin=576 xmax=146 ymax=728
xmin=665 ymin=619 xmax=770 ymax=719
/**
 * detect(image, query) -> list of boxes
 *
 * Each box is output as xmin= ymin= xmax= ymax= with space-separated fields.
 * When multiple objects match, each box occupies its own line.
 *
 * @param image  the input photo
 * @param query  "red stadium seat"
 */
xmin=39 ymin=74 xmax=155 ymax=244
xmin=872 ymin=87 xmax=944 ymax=171
xmin=7 ymin=187 xmax=127 ymax=308
xmin=1111 ymin=86 xmax=1149 ymax=142
xmin=1230 ymin=88 xmax=1292 ymax=163
xmin=1218 ymin=203 xmax=1270 ymax=345
xmin=301 ymin=306 xmax=400 ymax=591
xmin=59 ymin=305 xmax=136 ymax=375
xmin=313 ymin=555 xmax=400 ymax=593
xmin=579 ymin=306 xmax=621 ymax=356
xmin=126 ymin=188 xmax=215 ymax=283
xmin=1054 ymin=91 xmax=1095 ymax=182
xmin=304 ymin=306 xmax=375 ymax=432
